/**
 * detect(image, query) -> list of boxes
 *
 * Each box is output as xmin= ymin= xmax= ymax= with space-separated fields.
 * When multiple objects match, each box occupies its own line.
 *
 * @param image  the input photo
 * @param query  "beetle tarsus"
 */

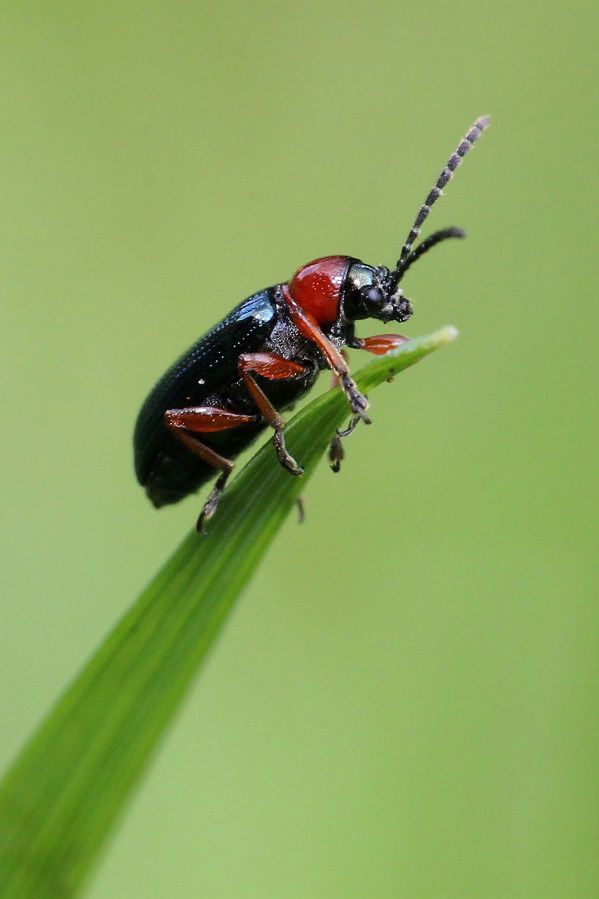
xmin=296 ymin=496 xmax=306 ymax=524
xmin=329 ymin=434 xmax=344 ymax=473
xmin=196 ymin=470 xmax=231 ymax=534
xmin=340 ymin=373 xmax=370 ymax=424
xmin=273 ymin=430 xmax=304 ymax=476
xmin=329 ymin=414 xmax=361 ymax=473
xmin=337 ymin=415 xmax=362 ymax=439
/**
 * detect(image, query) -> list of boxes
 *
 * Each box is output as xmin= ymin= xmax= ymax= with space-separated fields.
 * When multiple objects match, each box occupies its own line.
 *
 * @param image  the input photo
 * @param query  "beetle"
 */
xmin=134 ymin=115 xmax=489 ymax=532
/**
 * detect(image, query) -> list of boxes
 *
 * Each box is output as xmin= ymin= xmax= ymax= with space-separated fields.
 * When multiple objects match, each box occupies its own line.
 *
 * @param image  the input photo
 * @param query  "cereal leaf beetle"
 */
xmin=134 ymin=115 xmax=489 ymax=531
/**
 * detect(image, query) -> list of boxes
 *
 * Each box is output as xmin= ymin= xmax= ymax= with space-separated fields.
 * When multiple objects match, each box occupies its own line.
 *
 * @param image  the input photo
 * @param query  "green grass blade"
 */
xmin=0 ymin=327 xmax=457 ymax=898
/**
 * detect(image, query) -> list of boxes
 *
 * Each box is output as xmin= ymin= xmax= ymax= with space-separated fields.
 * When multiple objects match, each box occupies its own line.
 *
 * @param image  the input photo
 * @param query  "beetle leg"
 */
xmin=328 ymin=414 xmax=362 ymax=473
xmin=164 ymin=406 xmax=258 ymax=533
xmin=327 ymin=334 xmax=410 ymax=470
xmin=238 ymin=352 xmax=306 ymax=476
xmin=296 ymin=496 xmax=306 ymax=524
xmin=349 ymin=334 xmax=410 ymax=355
xmin=330 ymin=349 xmax=349 ymax=388
xmin=282 ymin=286 xmax=370 ymax=423
xmin=328 ymin=433 xmax=344 ymax=473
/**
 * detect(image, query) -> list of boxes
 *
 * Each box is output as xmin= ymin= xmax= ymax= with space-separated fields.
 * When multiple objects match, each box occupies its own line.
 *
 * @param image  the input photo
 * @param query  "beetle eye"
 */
xmin=361 ymin=286 xmax=384 ymax=306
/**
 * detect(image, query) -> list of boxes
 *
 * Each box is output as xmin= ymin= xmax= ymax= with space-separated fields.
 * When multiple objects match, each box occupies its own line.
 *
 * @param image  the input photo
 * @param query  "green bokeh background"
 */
xmin=1 ymin=2 xmax=597 ymax=897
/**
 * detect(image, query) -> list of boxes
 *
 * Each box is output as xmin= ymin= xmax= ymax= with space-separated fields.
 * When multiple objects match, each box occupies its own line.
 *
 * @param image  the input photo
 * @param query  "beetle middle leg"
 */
xmin=165 ymin=406 xmax=257 ymax=533
xmin=328 ymin=414 xmax=362 ymax=473
xmin=238 ymin=352 xmax=306 ymax=476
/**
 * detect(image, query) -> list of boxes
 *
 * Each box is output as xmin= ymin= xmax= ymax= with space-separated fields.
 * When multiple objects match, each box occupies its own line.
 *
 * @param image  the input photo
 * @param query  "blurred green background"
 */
xmin=1 ymin=2 xmax=597 ymax=897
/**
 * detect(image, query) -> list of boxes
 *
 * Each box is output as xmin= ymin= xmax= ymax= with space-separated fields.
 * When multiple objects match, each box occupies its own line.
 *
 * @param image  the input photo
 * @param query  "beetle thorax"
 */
xmin=286 ymin=255 xmax=351 ymax=325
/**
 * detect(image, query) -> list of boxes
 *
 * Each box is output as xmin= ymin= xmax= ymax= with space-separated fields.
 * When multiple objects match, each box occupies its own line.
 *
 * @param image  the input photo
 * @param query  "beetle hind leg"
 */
xmin=164 ymin=406 xmax=257 ymax=533
xmin=198 ymin=469 xmax=232 ymax=534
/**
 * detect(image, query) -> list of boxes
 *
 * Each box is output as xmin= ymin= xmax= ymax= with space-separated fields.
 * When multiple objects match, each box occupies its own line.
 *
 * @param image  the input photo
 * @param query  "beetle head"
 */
xmin=343 ymin=262 xmax=413 ymax=324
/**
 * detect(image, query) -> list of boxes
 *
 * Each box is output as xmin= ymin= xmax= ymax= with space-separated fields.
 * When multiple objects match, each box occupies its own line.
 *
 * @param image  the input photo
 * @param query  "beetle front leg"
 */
xmin=238 ymin=352 xmax=306 ymax=476
xmin=282 ymin=288 xmax=371 ymax=423
xmin=339 ymin=372 xmax=370 ymax=420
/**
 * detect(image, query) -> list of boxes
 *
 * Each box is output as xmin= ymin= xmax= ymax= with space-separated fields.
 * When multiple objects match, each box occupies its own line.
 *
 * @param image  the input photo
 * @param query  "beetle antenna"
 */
xmin=390 ymin=115 xmax=489 ymax=288
xmin=397 ymin=226 xmax=466 ymax=277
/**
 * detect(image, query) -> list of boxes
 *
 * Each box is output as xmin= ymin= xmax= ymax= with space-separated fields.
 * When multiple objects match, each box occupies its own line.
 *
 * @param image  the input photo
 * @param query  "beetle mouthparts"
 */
xmin=392 ymin=296 xmax=413 ymax=322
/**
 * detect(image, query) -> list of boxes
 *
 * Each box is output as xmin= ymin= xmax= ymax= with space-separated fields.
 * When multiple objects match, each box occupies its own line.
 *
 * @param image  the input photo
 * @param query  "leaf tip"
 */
xmin=431 ymin=325 xmax=459 ymax=347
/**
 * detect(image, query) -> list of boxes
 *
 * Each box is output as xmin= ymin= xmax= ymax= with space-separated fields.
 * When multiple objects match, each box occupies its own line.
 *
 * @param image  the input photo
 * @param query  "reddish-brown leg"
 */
xmin=328 ymin=334 xmax=410 ymax=470
xmin=282 ymin=286 xmax=370 ymax=423
xmin=165 ymin=406 xmax=258 ymax=532
xmin=350 ymin=334 xmax=410 ymax=355
xmin=330 ymin=349 xmax=349 ymax=388
xmin=238 ymin=352 xmax=306 ymax=476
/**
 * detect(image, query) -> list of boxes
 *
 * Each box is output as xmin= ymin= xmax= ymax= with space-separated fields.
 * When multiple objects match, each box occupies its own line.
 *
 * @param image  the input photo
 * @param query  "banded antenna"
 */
xmin=389 ymin=114 xmax=490 ymax=289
